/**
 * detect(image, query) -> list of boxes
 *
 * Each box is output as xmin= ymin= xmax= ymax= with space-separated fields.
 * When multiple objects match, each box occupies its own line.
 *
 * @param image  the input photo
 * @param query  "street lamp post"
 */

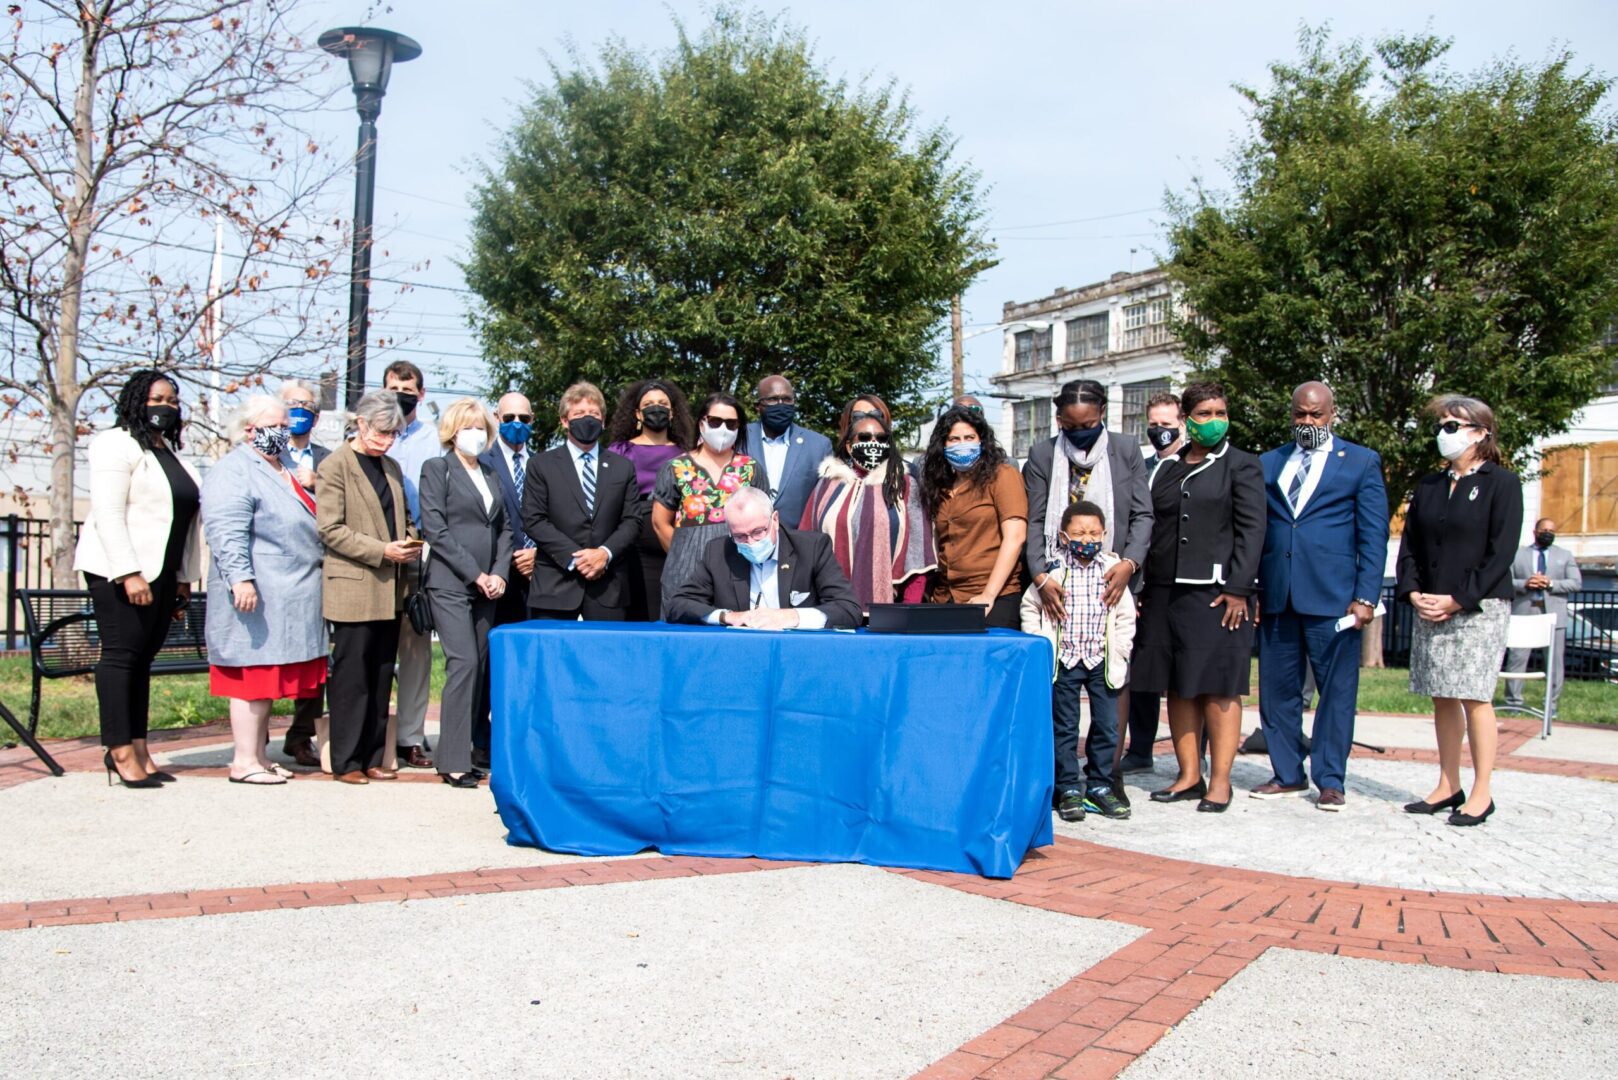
xmin=319 ymin=26 xmax=422 ymax=411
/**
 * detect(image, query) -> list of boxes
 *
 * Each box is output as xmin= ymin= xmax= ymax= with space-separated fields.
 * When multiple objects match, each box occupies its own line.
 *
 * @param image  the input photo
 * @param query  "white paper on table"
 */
xmin=1336 ymin=601 xmax=1386 ymax=633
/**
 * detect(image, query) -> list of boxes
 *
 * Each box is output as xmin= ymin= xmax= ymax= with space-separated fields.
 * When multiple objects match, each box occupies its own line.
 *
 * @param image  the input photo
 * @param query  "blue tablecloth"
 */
xmin=489 ymin=623 xmax=1055 ymax=879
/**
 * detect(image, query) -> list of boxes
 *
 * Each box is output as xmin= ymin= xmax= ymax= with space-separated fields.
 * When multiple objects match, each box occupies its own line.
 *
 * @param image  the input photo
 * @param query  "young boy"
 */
xmin=1021 ymin=501 xmax=1138 ymax=823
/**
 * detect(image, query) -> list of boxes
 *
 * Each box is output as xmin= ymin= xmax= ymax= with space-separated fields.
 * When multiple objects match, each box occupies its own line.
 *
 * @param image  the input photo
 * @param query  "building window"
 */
xmin=1121 ymin=379 xmax=1171 ymax=443
xmin=1014 ymin=327 xmax=1052 ymax=372
xmin=1012 ymin=399 xmax=1051 ymax=459
xmin=1121 ymin=297 xmax=1173 ymax=351
xmin=1065 ymin=313 xmax=1108 ymax=364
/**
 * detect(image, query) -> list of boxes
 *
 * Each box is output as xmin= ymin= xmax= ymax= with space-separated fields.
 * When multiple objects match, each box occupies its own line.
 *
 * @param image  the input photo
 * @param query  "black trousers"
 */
xmin=285 ymin=687 xmax=322 ymax=745
xmin=530 ymin=597 xmax=628 ymax=622
xmin=85 ymin=571 xmax=179 ymax=748
xmin=1124 ymin=690 xmax=1161 ymax=760
xmin=328 ymin=619 xmax=401 ymax=775
xmin=985 ymin=591 xmax=1020 ymax=630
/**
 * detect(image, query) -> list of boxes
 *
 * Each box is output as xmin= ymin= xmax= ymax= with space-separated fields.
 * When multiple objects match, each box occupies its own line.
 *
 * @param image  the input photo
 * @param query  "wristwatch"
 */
xmin=1353 ymin=598 xmax=1377 ymax=609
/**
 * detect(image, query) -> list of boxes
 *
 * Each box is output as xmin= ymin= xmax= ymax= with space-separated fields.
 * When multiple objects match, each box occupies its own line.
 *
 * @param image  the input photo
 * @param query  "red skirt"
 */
xmin=210 ymin=657 xmax=328 ymax=700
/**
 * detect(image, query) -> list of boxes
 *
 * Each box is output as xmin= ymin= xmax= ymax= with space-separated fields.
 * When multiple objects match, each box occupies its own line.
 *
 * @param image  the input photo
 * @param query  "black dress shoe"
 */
xmin=471 ymin=748 xmax=491 ymax=771
xmin=1447 ymin=801 xmax=1495 ymax=827
xmin=1119 ymin=754 xmax=1155 ymax=773
xmin=283 ymin=738 xmax=321 ymax=769
xmin=1149 ymin=780 xmax=1207 ymax=804
xmin=440 ymin=772 xmax=480 ymax=789
xmin=1404 ymin=790 xmax=1465 ymax=815
xmin=1196 ymin=797 xmax=1231 ymax=813
xmin=469 ymin=767 xmax=489 ymax=781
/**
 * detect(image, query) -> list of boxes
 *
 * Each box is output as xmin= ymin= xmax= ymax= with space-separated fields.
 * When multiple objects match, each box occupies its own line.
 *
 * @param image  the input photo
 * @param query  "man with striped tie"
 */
xmin=1252 ymin=382 xmax=1390 ymax=811
xmin=520 ymin=382 xmax=639 ymax=621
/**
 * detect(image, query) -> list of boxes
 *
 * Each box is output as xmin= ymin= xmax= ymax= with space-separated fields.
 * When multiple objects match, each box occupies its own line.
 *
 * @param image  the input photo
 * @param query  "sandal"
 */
xmin=265 ymin=762 xmax=295 ymax=779
xmin=228 ymin=770 xmax=287 ymax=786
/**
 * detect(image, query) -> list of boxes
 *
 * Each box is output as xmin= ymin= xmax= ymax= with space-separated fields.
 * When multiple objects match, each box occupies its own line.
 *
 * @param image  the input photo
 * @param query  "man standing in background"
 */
xmin=1504 ymin=518 xmax=1581 ymax=720
xmin=746 ymin=373 xmax=831 ymax=528
xmin=277 ymin=378 xmax=330 ymax=769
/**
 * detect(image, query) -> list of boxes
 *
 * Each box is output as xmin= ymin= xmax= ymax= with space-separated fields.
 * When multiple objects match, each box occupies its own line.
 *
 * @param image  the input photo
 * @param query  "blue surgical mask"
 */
xmin=944 ymin=443 xmax=981 ymax=470
xmin=1067 ymin=539 xmax=1103 ymax=561
xmin=499 ymin=420 xmax=532 ymax=447
xmin=288 ymin=407 xmax=316 ymax=437
xmin=737 ymin=535 xmax=776 ymax=566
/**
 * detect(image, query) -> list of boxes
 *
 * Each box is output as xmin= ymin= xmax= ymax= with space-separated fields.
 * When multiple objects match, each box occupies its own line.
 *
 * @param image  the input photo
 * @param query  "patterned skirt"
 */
xmin=1409 ymin=597 xmax=1511 ymax=702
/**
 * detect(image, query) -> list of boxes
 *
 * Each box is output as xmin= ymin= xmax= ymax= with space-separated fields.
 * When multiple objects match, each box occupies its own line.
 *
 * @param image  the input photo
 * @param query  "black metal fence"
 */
xmin=2 ymin=516 xmax=75 ymax=651
xmin=1380 ymin=585 xmax=1618 ymax=682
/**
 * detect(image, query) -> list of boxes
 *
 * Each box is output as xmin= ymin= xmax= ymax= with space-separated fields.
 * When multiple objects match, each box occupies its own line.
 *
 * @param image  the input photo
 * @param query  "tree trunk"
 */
xmin=47 ymin=388 xmax=82 ymax=589
xmin=1360 ymin=614 xmax=1385 ymax=668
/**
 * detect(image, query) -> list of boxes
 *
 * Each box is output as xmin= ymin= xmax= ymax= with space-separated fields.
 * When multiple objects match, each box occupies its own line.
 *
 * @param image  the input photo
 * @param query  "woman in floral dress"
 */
xmin=650 ymin=392 xmax=764 ymax=619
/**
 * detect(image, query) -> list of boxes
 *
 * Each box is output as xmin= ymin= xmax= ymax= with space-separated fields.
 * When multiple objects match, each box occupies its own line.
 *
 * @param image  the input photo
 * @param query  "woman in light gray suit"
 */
xmin=203 ymin=396 xmax=328 ymax=785
xmin=420 ymin=399 xmax=513 ymax=787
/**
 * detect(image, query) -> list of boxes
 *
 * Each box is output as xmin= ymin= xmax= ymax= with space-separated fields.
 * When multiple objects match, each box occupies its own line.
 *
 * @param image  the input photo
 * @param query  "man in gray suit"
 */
xmin=745 ymin=373 xmax=832 ymax=528
xmin=1505 ymin=517 xmax=1582 ymax=718
xmin=278 ymin=379 xmax=331 ymax=768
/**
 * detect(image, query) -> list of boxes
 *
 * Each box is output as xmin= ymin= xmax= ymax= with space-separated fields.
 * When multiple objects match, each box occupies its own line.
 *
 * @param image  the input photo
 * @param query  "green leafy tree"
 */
xmin=1166 ymin=28 xmax=1618 ymax=513
xmin=464 ymin=8 xmax=992 ymax=435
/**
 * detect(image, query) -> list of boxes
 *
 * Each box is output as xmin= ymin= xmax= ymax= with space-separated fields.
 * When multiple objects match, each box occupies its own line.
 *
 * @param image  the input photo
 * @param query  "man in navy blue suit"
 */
xmin=1253 ymin=382 xmax=1389 ymax=811
xmin=745 ymin=373 xmax=833 ymax=528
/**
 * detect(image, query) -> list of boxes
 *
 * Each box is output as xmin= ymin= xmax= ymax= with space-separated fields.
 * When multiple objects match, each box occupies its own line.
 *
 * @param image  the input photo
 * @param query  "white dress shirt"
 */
xmin=497 ymin=437 xmax=524 ymax=485
xmin=760 ymin=428 xmax=790 ymax=494
xmin=705 ymin=548 xmax=829 ymax=629
xmin=462 ymin=460 xmax=495 ymax=514
xmin=1277 ymin=432 xmax=1333 ymax=515
xmin=563 ymin=439 xmax=611 ymax=569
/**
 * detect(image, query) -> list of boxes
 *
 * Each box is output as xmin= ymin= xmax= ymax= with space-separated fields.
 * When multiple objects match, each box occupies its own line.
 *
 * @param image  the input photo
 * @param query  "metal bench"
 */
xmin=16 ymin=588 xmax=211 ymax=739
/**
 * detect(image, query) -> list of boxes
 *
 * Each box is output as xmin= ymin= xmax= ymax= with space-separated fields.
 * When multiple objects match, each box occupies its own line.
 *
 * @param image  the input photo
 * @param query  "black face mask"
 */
xmin=394 ymin=391 xmax=419 ymax=417
xmin=568 ymin=416 xmax=603 ymax=445
xmin=761 ymin=403 xmax=797 ymax=435
xmin=850 ymin=440 xmax=889 ymax=470
xmin=1146 ymin=424 xmax=1180 ymax=451
xmin=1063 ymin=425 xmax=1102 ymax=452
xmin=146 ymin=404 xmax=180 ymax=432
xmin=1535 ymin=532 xmax=1556 ymax=549
xmin=640 ymin=405 xmax=671 ymax=432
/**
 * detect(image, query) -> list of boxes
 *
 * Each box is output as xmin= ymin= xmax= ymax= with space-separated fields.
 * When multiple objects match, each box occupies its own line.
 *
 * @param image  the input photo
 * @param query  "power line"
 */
xmin=988 ymin=207 xmax=1160 ymax=231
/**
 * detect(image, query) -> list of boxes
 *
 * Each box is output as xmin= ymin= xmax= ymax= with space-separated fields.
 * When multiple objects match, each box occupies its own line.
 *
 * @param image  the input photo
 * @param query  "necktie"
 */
xmin=1535 ymin=548 xmax=1547 ymax=598
xmin=513 ymin=451 xmax=535 ymax=548
xmin=1287 ymin=450 xmax=1311 ymax=513
xmin=581 ymin=450 xmax=596 ymax=515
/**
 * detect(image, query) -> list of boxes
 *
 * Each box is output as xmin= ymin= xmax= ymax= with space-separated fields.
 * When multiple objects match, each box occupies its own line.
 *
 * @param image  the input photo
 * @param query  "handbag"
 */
xmin=404 ymin=544 xmax=435 ymax=635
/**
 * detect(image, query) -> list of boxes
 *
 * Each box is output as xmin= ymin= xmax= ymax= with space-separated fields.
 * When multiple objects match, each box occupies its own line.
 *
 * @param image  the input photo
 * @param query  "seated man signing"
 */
xmin=666 ymin=486 xmax=862 ymax=629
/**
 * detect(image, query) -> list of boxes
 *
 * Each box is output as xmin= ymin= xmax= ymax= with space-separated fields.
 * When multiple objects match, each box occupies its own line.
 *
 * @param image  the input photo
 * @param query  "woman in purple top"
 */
xmin=608 ymin=379 xmax=695 ymax=620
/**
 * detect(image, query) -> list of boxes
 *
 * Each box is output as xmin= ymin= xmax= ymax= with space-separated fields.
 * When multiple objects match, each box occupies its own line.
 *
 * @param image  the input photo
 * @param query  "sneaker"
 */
xmin=1056 ymin=789 xmax=1086 ymax=822
xmin=1316 ymin=788 xmax=1346 ymax=812
xmin=1083 ymin=787 xmax=1132 ymax=820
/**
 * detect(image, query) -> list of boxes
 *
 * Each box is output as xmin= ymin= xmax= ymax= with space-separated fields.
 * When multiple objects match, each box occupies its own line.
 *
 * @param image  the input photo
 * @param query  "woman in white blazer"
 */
xmin=75 ymin=371 xmax=203 ymax=788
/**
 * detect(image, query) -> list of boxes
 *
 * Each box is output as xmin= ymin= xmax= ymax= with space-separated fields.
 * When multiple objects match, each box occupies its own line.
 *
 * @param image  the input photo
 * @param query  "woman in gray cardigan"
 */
xmin=202 ymin=395 xmax=328 ymax=785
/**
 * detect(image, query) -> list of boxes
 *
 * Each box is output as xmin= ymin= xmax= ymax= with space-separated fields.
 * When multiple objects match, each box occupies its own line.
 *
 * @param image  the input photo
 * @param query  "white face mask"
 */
xmin=700 ymin=424 xmax=738 ymax=453
xmin=455 ymin=428 xmax=488 ymax=457
xmin=1436 ymin=427 xmax=1475 ymax=463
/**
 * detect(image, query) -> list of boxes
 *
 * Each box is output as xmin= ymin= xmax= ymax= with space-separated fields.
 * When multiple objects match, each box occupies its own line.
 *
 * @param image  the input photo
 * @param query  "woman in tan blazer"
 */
xmin=75 ymin=371 xmax=203 ymax=788
xmin=316 ymin=390 xmax=420 ymax=784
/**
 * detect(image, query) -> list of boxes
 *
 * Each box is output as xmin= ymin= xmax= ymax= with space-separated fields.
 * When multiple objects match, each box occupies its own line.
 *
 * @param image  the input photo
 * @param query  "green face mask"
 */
xmin=1185 ymin=415 xmax=1229 ymax=448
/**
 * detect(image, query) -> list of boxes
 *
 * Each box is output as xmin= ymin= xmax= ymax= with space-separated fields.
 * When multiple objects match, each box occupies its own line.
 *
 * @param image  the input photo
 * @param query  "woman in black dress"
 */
xmin=1132 ymin=382 xmax=1265 ymax=812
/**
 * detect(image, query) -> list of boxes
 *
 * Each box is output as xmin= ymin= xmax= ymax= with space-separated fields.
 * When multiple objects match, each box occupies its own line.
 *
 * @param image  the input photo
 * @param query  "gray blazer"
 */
xmin=1511 ymin=543 xmax=1582 ymax=623
xmin=744 ymin=420 xmax=834 ymax=527
xmin=202 ymin=444 xmax=327 ymax=667
xmin=1021 ymin=433 xmax=1153 ymax=581
xmin=419 ymin=455 xmax=514 ymax=591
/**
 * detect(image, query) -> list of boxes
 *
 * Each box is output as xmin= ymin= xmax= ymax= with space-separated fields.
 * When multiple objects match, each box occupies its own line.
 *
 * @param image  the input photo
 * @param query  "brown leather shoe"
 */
xmin=365 ymin=767 xmax=398 ymax=781
xmin=283 ymin=739 xmax=320 ymax=769
xmin=335 ymin=771 xmax=369 ymax=785
xmin=1317 ymin=788 xmax=1346 ymax=811
xmin=1250 ymin=779 xmax=1310 ymax=799
xmin=397 ymin=745 xmax=434 ymax=769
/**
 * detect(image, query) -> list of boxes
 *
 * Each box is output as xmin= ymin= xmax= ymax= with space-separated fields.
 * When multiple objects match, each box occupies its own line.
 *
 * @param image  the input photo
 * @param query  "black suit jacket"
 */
xmin=1021 ymin=433 xmax=1153 ymax=579
xmin=665 ymin=526 xmax=862 ymax=629
xmin=1145 ymin=440 xmax=1266 ymax=596
xmin=478 ymin=442 xmax=532 ymax=551
xmin=1396 ymin=462 xmax=1523 ymax=611
xmin=520 ymin=442 xmax=641 ymax=611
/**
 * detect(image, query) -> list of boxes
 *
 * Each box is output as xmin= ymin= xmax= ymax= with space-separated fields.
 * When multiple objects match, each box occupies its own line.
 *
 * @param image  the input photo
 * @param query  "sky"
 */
xmin=298 ymin=0 xmax=1618 ymax=417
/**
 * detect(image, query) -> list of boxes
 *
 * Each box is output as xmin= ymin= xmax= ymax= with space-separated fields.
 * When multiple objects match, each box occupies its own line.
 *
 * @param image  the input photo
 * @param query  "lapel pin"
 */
xmin=1469 ymin=487 xmax=1479 ymax=501
xmin=1337 ymin=450 xmax=1345 ymax=458
xmin=795 ymin=436 xmax=803 ymax=444
xmin=781 ymin=563 xmax=791 ymax=572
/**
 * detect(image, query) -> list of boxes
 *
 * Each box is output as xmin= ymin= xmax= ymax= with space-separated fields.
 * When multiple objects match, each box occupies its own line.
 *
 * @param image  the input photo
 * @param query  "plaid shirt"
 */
xmin=1057 ymin=554 xmax=1108 ymax=670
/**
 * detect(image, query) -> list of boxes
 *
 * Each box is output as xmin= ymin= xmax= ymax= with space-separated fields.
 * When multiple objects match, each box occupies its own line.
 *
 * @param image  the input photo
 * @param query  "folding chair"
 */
xmin=1495 ymin=612 xmax=1558 ymax=739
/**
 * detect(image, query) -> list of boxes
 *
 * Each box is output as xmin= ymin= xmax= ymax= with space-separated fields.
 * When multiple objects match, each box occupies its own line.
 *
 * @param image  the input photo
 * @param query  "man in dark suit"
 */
xmin=745 ymin=373 xmax=833 ymax=528
xmin=521 ymin=382 xmax=640 ymax=620
xmin=278 ymin=379 xmax=330 ymax=768
xmin=666 ymin=486 xmax=862 ymax=629
xmin=1253 ymin=381 xmax=1389 ymax=811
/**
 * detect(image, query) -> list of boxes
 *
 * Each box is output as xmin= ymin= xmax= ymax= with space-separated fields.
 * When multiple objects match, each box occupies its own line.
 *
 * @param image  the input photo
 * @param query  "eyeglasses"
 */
xmin=851 ymin=433 xmax=889 ymax=445
xmin=1437 ymin=420 xmax=1478 ymax=435
xmin=730 ymin=524 xmax=773 ymax=543
xmin=500 ymin=413 xmax=533 ymax=424
xmin=759 ymin=394 xmax=795 ymax=406
xmin=958 ymin=403 xmax=984 ymax=415
xmin=286 ymin=399 xmax=317 ymax=411
xmin=703 ymin=416 xmax=740 ymax=431
xmin=849 ymin=409 xmax=884 ymax=422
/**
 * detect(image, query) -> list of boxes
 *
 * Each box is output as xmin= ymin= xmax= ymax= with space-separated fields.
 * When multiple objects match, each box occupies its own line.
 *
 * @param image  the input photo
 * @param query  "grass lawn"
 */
xmin=1 ymin=647 xmax=449 ymax=742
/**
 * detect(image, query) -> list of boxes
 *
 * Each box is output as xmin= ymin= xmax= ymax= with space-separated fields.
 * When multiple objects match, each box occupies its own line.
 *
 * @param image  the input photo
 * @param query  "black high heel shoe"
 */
xmin=103 ymin=751 xmax=162 ymax=789
xmin=1404 ymin=790 xmax=1464 ymax=815
xmin=1446 ymin=801 xmax=1495 ymax=827
xmin=1149 ymin=780 xmax=1207 ymax=804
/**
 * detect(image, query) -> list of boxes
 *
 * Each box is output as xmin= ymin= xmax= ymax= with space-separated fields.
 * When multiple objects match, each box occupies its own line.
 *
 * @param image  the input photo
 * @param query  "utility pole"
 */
xmin=950 ymin=294 xmax=964 ymax=399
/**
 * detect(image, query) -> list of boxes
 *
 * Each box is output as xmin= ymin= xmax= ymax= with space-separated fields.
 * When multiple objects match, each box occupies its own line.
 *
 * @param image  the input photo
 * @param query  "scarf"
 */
xmin=1045 ymin=430 xmax=1114 ymax=564
xmin=802 ymin=456 xmax=937 ymax=608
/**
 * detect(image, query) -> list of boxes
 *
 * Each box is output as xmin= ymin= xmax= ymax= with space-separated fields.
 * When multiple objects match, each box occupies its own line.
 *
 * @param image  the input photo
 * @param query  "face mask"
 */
xmin=1293 ymin=423 xmax=1331 ymax=451
xmin=1063 ymin=425 xmax=1102 ymax=452
xmin=394 ymin=391 xmax=419 ymax=417
xmin=146 ymin=404 xmax=180 ymax=432
xmin=944 ymin=442 xmax=981 ymax=470
xmin=288 ymin=407 xmax=316 ymax=437
xmin=251 ymin=424 xmax=290 ymax=458
xmin=1535 ymin=532 xmax=1556 ymax=549
xmin=850 ymin=440 xmax=889 ymax=470
xmin=498 ymin=420 xmax=531 ymax=447
xmin=567 ymin=415 xmax=603 ymax=445
xmin=1185 ymin=416 xmax=1229 ymax=448
xmin=1146 ymin=424 xmax=1180 ymax=451
xmin=1436 ymin=428 xmax=1474 ymax=462
xmin=1066 ymin=538 xmax=1103 ymax=561
xmin=761 ymin=403 xmax=797 ymax=435
xmin=640 ymin=405 xmax=671 ymax=432
xmin=737 ymin=534 xmax=776 ymax=566
xmin=701 ymin=424 xmax=738 ymax=452
xmin=455 ymin=428 xmax=488 ymax=457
